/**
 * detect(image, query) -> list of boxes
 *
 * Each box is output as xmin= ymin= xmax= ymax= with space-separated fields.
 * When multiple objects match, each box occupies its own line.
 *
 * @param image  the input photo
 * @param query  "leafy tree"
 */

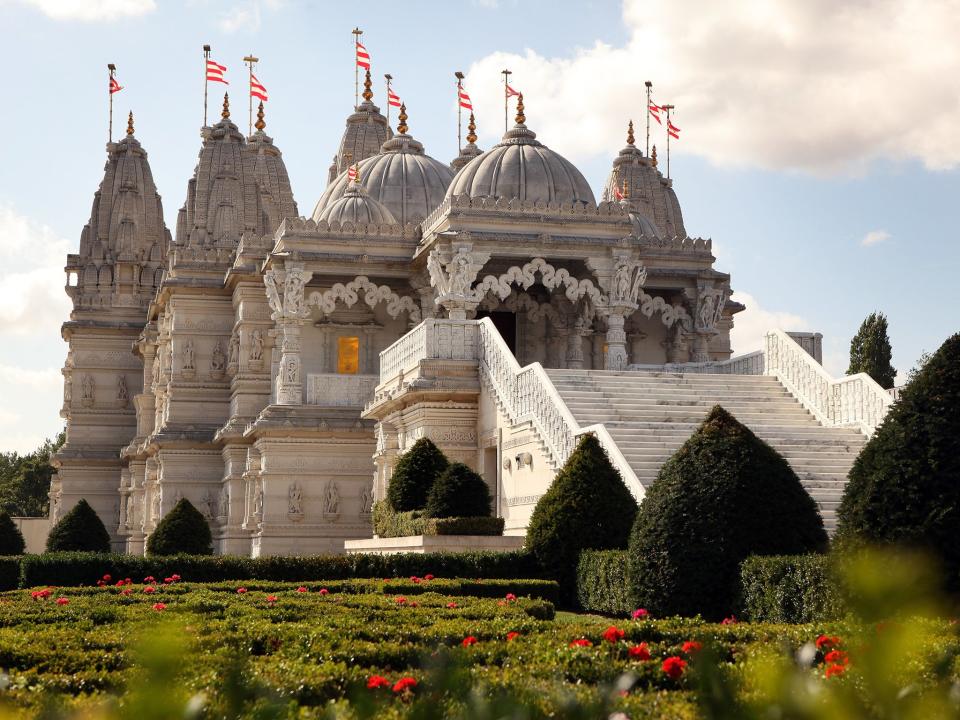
xmin=425 ymin=462 xmax=492 ymax=518
xmin=386 ymin=438 xmax=449 ymax=512
xmin=0 ymin=511 xmax=25 ymax=555
xmin=837 ymin=332 xmax=960 ymax=591
xmin=0 ymin=431 xmax=64 ymax=517
xmin=146 ymin=498 xmax=213 ymax=556
xmin=847 ymin=312 xmax=896 ymax=389
xmin=629 ymin=406 xmax=828 ymax=620
xmin=526 ymin=434 xmax=637 ymax=599
xmin=46 ymin=498 xmax=111 ymax=553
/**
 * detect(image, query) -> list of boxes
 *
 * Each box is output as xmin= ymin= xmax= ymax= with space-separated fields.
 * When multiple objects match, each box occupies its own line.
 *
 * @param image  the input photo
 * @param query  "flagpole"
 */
xmin=662 ymin=104 xmax=675 ymax=179
xmin=644 ymin=80 xmax=652 ymax=156
xmin=455 ymin=71 xmax=465 ymax=152
xmin=384 ymin=73 xmax=393 ymax=126
xmin=203 ymin=44 xmax=211 ymax=126
xmin=107 ymin=64 xmax=116 ymax=143
xmin=352 ymin=27 xmax=363 ymax=108
xmin=501 ymin=68 xmax=511 ymax=133
xmin=243 ymin=54 xmax=259 ymax=137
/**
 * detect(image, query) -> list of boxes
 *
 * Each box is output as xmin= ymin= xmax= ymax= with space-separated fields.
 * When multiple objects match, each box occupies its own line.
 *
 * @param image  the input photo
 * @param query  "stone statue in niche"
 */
xmin=151 ymin=356 xmax=160 ymax=386
xmin=698 ymin=293 xmax=716 ymax=330
xmin=200 ymin=489 xmax=215 ymax=520
xmin=284 ymin=357 xmax=298 ymax=384
xmin=211 ymin=339 xmax=226 ymax=372
xmin=359 ymin=485 xmax=373 ymax=515
xmin=81 ymin=374 xmax=95 ymax=407
xmin=218 ymin=486 xmax=229 ymax=519
xmin=64 ymin=372 xmax=72 ymax=405
xmin=228 ymin=331 xmax=239 ymax=366
xmin=252 ymin=482 xmax=264 ymax=520
xmin=151 ymin=489 xmax=161 ymax=521
xmin=117 ymin=374 xmax=129 ymax=407
xmin=448 ymin=250 xmax=473 ymax=296
xmin=183 ymin=340 xmax=195 ymax=371
xmin=323 ymin=480 xmax=340 ymax=517
xmin=288 ymin=482 xmax=304 ymax=521
xmin=250 ymin=329 xmax=264 ymax=361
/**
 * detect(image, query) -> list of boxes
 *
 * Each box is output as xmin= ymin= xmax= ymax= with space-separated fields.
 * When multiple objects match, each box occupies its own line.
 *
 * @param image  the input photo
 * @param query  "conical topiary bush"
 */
xmin=837 ymin=332 xmax=960 ymax=590
xmin=424 ymin=462 xmax=492 ymax=518
xmin=526 ymin=434 xmax=638 ymax=597
xmin=0 ymin=512 xmax=26 ymax=555
xmin=386 ymin=438 xmax=449 ymax=511
xmin=46 ymin=498 xmax=111 ymax=553
xmin=629 ymin=405 xmax=828 ymax=620
xmin=146 ymin=498 xmax=213 ymax=556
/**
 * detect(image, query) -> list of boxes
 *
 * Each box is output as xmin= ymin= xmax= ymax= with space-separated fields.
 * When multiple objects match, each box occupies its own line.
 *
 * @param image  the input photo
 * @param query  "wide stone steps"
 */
xmin=546 ymin=368 xmax=866 ymax=534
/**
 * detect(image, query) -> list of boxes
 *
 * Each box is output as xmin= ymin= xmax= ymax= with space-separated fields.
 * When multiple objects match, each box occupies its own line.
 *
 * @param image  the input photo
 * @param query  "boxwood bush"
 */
xmin=46 ymin=499 xmax=111 ymax=553
xmin=738 ymin=554 xmax=844 ymax=623
xmin=146 ymin=498 xmax=213 ymax=556
xmin=386 ymin=438 xmax=449 ymax=511
xmin=0 ymin=513 xmax=26 ymax=555
xmin=374 ymin=502 xmax=504 ymax=537
xmin=0 ymin=557 xmax=20 ymax=591
xmin=576 ymin=550 xmax=632 ymax=616
xmin=425 ymin=462 xmax=492 ymax=519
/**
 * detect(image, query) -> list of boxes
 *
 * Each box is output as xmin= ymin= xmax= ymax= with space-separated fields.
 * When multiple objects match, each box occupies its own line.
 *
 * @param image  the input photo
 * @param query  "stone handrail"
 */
xmin=764 ymin=329 xmax=892 ymax=436
xmin=378 ymin=321 xmax=429 ymax=383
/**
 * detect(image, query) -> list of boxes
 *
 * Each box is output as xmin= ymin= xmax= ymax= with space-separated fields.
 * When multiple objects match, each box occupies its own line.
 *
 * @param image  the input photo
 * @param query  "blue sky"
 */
xmin=1 ymin=0 xmax=957 ymax=452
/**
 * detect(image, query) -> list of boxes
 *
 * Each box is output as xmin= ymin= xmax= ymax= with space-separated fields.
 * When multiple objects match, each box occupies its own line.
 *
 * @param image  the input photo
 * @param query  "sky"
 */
xmin=0 ymin=0 xmax=957 ymax=453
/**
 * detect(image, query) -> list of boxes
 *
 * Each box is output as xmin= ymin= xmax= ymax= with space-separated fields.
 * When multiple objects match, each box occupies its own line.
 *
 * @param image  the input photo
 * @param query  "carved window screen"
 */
xmin=337 ymin=336 xmax=360 ymax=374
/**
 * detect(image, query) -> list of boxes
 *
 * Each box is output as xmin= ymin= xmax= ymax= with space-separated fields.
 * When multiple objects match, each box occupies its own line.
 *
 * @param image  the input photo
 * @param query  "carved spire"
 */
xmin=623 ymin=178 xmax=630 ymax=199
xmin=515 ymin=93 xmax=525 ymax=125
xmin=126 ymin=111 xmax=135 ymax=136
xmin=466 ymin=112 xmax=478 ymax=144
xmin=627 ymin=119 xmax=634 ymax=146
xmin=221 ymin=93 xmax=230 ymax=119
xmin=397 ymin=103 xmax=408 ymax=135
xmin=362 ymin=69 xmax=373 ymax=102
xmin=254 ymin=101 xmax=266 ymax=132
xmin=651 ymin=144 xmax=658 ymax=167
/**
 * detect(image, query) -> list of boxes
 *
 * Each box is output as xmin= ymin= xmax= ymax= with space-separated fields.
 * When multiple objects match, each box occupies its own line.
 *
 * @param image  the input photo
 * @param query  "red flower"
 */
xmin=462 ymin=636 xmax=478 ymax=647
xmin=96 ymin=580 xmax=105 ymax=587
xmin=237 ymin=588 xmax=247 ymax=595
xmin=266 ymin=595 xmax=278 ymax=604
xmin=505 ymin=593 xmax=517 ymax=602
xmin=662 ymin=656 xmax=687 ymax=681
xmin=170 ymin=574 xmax=181 ymax=582
xmin=152 ymin=602 xmax=166 ymax=611
xmin=569 ymin=638 xmax=593 ymax=648
xmin=602 ymin=626 xmax=626 ymax=644
xmin=163 ymin=577 xmax=173 ymax=585
xmin=319 ymin=588 xmax=329 ymax=596
xmin=410 ymin=576 xmax=421 ymax=584
xmin=409 ymin=601 xmax=419 ymax=607
xmin=296 ymin=586 xmax=308 ymax=593
xmin=394 ymin=596 xmax=407 ymax=605
xmin=115 ymin=580 xmax=126 ymax=587
xmin=143 ymin=586 xmax=155 ymax=594
xmin=721 ymin=616 xmax=738 ymax=625
xmin=367 ymin=675 xmax=390 ymax=689
xmin=632 ymin=608 xmax=650 ymax=620
xmin=31 ymin=589 xmax=52 ymax=600
xmin=682 ymin=640 xmax=703 ymax=655
xmin=424 ymin=574 xmax=434 ymax=581
xmin=824 ymin=650 xmax=849 ymax=666
xmin=143 ymin=576 xmax=155 ymax=584
xmin=628 ymin=643 xmax=651 ymax=661
xmin=121 ymin=588 xmax=132 ymax=596
xmin=446 ymin=602 xmax=458 ymax=609
xmin=124 ymin=578 xmax=132 ymax=585
xmin=816 ymin=634 xmax=840 ymax=651
xmin=392 ymin=676 xmax=417 ymax=694
xmin=825 ymin=663 xmax=847 ymax=679
xmin=56 ymin=597 xmax=69 ymax=606
xmin=506 ymin=631 xmax=520 ymax=642
xmin=102 ymin=574 xmax=112 ymax=582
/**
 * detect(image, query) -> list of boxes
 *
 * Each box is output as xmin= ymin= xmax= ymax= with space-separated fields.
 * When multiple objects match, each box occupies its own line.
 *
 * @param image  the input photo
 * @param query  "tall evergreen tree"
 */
xmin=46 ymin=498 xmax=111 ymax=553
xmin=847 ymin=312 xmax=896 ymax=389
xmin=0 ymin=512 xmax=26 ymax=555
xmin=147 ymin=498 xmax=213 ymax=556
xmin=386 ymin=438 xmax=449 ymax=512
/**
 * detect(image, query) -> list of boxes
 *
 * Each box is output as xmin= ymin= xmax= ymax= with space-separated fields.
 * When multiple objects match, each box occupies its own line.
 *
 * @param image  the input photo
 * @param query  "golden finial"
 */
xmin=397 ymin=103 xmax=408 ymax=134
xmin=221 ymin=93 xmax=230 ymax=119
xmin=466 ymin=112 xmax=478 ymax=144
xmin=126 ymin=111 xmax=135 ymax=136
xmin=254 ymin=101 xmax=266 ymax=132
xmin=362 ymin=69 xmax=373 ymax=102
xmin=515 ymin=93 xmax=525 ymax=125
xmin=651 ymin=144 xmax=658 ymax=167
xmin=627 ymin=120 xmax=635 ymax=146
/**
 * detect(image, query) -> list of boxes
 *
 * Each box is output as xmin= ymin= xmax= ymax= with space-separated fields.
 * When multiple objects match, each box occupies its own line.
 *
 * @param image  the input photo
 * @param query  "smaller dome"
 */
xmin=314 ymin=182 xmax=397 ymax=225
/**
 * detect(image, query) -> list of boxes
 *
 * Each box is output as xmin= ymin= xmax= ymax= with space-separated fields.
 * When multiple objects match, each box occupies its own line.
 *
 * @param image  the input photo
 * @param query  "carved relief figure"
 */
xmin=81 ymin=374 xmax=95 ymax=407
xmin=117 ymin=374 xmax=129 ymax=406
xmin=323 ymin=481 xmax=340 ymax=515
xmin=283 ymin=268 xmax=311 ymax=316
xmin=252 ymin=482 xmax=264 ymax=519
xmin=200 ymin=489 xmax=215 ymax=520
xmin=183 ymin=340 xmax=195 ymax=370
xmin=64 ymin=372 xmax=73 ymax=405
xmin=359 ymin=485 xmax=373 ymax=515
xmin=448 ymin=250 xmax=472 ymax=296
xmin=218 ymin=486 xmax=229 ymax=518
xmin=288 ymin=482 xmax=303 ymax=515
xmin=211 ymin=339 xmax=226 ymax=371
xmin=614 ymin=259 xmax=632 ymax=302
xmin=151 ymin=489 xmax=161 ymax=521
xmin=698 ymin=293 xmax=715 ymax=330
xmin=250 ymin=330 xmax=264 ymax=361
xmin=151 ymin=356 xmax=159 ymax=385
xmin=228 ymin=331 xmax=239 ymax=365
xmin=285 ymin=357 xmax=298 ymax=384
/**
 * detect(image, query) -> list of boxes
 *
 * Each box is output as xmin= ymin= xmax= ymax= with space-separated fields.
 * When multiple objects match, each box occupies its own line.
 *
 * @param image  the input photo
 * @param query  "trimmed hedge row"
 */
xmin=0 ymin=557 xmax=20 ymax=591
xmin=576 ymin=550 xmax=632 ymax=616
xmin=372 ymin=502 xmax=504 ymax=537
xmin=17 ymin=550 xmax=542 ymax=590
xmin=738 ymin=554 xmax=843 ymax=623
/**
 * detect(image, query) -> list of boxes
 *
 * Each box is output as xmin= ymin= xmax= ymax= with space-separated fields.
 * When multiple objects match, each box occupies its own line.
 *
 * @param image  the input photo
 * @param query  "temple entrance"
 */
xmin=477 ymin=311 xmax=517 ymax=356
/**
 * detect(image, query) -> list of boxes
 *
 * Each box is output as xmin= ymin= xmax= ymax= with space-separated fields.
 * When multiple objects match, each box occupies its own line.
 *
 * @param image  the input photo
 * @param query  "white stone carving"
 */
xmin=183 ymin=340 xmax=195 ymax=371
xmin=116 ymin=374 xmax=129 ymax=407
xmin=288 ymin=482 xmax=304 ymax=521
xmin=81 ymin=374 xmax=95 ymax=407
xmin=695 ymin=284 xmax=729 ymax=333
xmin=359 ymin=485 xmax=373 ymax=515
xmin=306 ymin=373 xmax=378 ymax=407
xmin=472 ymin=257 xmax=604 ymax=307
xmin=306 ymin=276 xmax=422 ymax=322
xmin=323 ymin=480 xmax=340 ymax=517
xmin=200 ymin=489 xmax=215 ymax=520
xmin=211 ymin=339 xmax=226 ymax=373
xmin=250 ymin=329 xmax=264 ymax=361
xmin=228 ymin=332 xmax=239 ymax=366
xmin=218 ymin=486 xmax=229 ymax=519
xmin=611 ymin=257 xmax=647 ymax=305
xmin=252 ymin=481 xmax=264 ymax=520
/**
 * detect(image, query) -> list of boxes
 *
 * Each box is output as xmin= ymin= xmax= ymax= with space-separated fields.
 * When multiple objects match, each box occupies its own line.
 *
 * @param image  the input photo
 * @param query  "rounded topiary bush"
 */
xmin=629 ymin=405 xmax=828 ymax=620
xmin=837 ymin=332 xmax=960 ymax=590
xmin=387 ymin=438 xmax=449 ymax=512
xmin=0 ymin=512 xmax=26 ymax=555
xmin=425 ymin=462 xmax=492 ymax=518
xmin=46 ymin=498 xmax=111 ymax=553
xmin=526 ymin=434 xmax=638 ymax=598
xmin=146 ymin=498 xmax=213 ymax=556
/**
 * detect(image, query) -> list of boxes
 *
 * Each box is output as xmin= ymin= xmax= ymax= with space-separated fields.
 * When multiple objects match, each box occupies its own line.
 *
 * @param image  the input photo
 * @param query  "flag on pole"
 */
xmin=207 ymin=59 xmax=228 ymax=84
xmin=387 ymin=87 xmax=401 ymax=108
xmin=355 ymin=41 xmax=371 ymax=69
xmin=347 ymin=164 xmax=358 ymax=182
xmin=250 ymin=73 xmax=268 ymax=101
xmin=458 ymin=86 xmax=473 ymax=110
xmin=109 ymin=75 xmax=123 ymax=94
xmin=667 ymin=119 xmax=681 ymax=139
xmin=648 ymin=102 xmax=662 ymax=124
xmin=613 ymin=184 xmax=624 ymax=201
xmin=505 ymin=84 xmax=520 ymax=98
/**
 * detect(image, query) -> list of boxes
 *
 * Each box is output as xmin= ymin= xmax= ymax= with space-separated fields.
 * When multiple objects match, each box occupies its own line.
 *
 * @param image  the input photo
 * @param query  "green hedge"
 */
xmin=427 ymin=517 xmax=504 ymax=536
xmin=738 ymin=554 xmax=844 ymax=623
xmin=373 ymin=502 xmax=504 ymax=537
xmin=0 ymin=557 xmax=20 ymax=591
xmin=17 ymin=550 xmax=542 ymax=589
xmin=576 ymin=550 xmax=632 ymax=616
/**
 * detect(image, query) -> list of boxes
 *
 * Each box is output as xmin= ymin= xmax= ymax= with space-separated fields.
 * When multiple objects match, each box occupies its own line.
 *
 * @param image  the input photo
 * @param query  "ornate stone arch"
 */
xmin=306 ymin=276 xmax=422 ymax=323
xmin=636 ymin=292 xmax=691 ymax=328
xmin=471 ymin=257 xmax=604 ymax=307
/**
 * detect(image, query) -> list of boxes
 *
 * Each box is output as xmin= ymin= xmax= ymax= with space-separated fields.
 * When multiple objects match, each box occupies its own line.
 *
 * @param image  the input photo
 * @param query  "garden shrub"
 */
xmin=0 ymin=512 xmax=25 ymax=555
xmin=629 ymin=406 xmax=828 ymax=620
xmin=373 ymin=501 xmax=426 ymax=537
xmin=46 ymin=498 xmax=111 ymax=553
xmin=576 ymin=550 xmax=632 ymax=616
xmin=0 ymin=557 xmax=20 ymax=591
xmin=146 ymin=498 xmax=213 ymax=556
xmin=374 ymin=502 xmax=503 ymax=537
xmin=426 ymin=517 xmax=504 ymax=535
xmin=386 ymin=438 xmax=449 ymax=511
xmin=738 ymin=554 xmax=844 ymax=623
xmin=526 ymin=434 xmax=638 ymax=599
xmin=425 ymin=462 xmax=492 ymax=519
xmin=837 ymin=332 xmax=960 ymax=592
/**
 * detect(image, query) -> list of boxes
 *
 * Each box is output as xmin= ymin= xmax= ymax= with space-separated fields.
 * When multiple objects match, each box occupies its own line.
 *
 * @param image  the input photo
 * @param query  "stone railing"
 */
xmin=377 ymin=319 xmax=478 ymax=385
xmin=306 ymin=374 xmax=378 ymax=407
xmin=764 ymin=329 xmax=891 ymax=436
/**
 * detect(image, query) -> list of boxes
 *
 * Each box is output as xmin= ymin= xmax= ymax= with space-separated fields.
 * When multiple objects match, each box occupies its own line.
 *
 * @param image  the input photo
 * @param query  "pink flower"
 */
xmin=143 ymin=586 xmax=155 ymax=594
xmin=143 ymin=576 xmax=155 ymax=584
xmin=632 ymin=608 xmax=650 ymax=620
xmin=662 ymin=656 xmax=687 ymax=680
xmin=163 ymin=577 xmax=173 ymax=585
xmin=682 ymin=640 xmax=703 ymax=655
xmin=569 ymin=638 xmax=593 ymax=648
xmin=170 ymin=574 xmax=181 ymax=582
xmin=424 ymin=574 xmax=434 ymax=581
xmin=462 ymin=636 xmax=478 ymax=647
xmin=446 ymin=602 xmax=458 ymax=609
xmin=367 ymin=675 xmax=390 ymax=690
xmin=506 ymin=631 xmax=520 ymax=642
xmin=602 ymin=626 xmax=626 ymax=644
xmin=628 ymin=643 xmax=651 ymax=661
xmin=392 ymin=677 xmax=417 ymax=694
xmin=152 ymin=602 xmax=166 ymax=611
xmin=102 ymin=574 xmax=112 ymax=582
xmin=236 ymin=588 xmax=247 ymax=595
xmin=115 ymin=580 xmax=126 ymax=587
xmin=56 ymin=597 xmax=69 ymax=606
xmin=721 ymin=615 xmax=738 ymax=625
xmin=296 ymin=586 xmax=308 ymax=593
xmin=505 ymin=593 xmax=517 ymax=602
xmin=318 ymin=588 xmax=329 ymax=596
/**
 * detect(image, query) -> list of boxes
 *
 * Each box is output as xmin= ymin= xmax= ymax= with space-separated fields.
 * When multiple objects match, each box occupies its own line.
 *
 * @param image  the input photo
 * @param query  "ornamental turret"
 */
xmin=326 ymin=69 xmax=393 ymax=185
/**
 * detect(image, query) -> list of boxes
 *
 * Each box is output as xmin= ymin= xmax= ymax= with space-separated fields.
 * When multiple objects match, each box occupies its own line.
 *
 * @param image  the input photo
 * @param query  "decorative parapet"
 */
xmin=169 ymin=244 xmax=236 ymax=269
xmin=638 ymin=235 xmax=713 ymax=253
xmin=275 ymin=216 xmax=419 ymax=241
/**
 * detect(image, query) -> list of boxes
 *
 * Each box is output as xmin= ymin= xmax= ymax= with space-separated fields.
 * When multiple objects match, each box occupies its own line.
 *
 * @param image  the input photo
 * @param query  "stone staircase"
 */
xmin=545 ymin=369 xmax=867 ymax=533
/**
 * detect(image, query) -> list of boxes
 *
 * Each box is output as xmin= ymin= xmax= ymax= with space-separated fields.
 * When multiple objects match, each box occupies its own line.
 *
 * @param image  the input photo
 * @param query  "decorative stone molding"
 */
xmin=265 ymin=263 xmax=314 ymax=405
xmin=472 ymin=257 xmax=604 ymax=308
xmin=306 ymin=276 xmax=421 ymax=323
xmin=428 ymin=247 xmax=486 ymax=320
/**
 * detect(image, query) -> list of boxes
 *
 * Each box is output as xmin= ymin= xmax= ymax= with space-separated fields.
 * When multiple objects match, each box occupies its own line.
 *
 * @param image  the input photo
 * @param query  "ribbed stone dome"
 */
xmin=313 ymin=132 xmax=453 ymax=227
xmin=446 ymin=122 xmax=595 ymax=206
xmin=314 ymin=182 xmax=397 ymax=225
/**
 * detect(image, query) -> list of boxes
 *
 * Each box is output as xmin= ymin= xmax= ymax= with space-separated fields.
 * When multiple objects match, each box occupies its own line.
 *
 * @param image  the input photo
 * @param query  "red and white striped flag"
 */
xmin=387 ymin=87 xmax=401 ymax=108
xmin=355 ymin=41 xmax=370 ymax=70
xmin=109 ymin=75 xmax=123 ymax=94
xmin=667 ymin=119 xmax=681 ymax=139
xmin=347 ymin=164 xmax=358 ymax=182
xmin=505 ymin=84 xmax=520 ymax=98
xmin=207 ymin=59 xmax=228 ymax=84
xmin=458 ymin=86 xmax=473 ymax=110
xmin=613 ymin=183 xmax=624 ymax=201
xmin=250 ymin=73 xmax=268 ymax=101
xmin=648 ymin=102 xmax=662 ymax=124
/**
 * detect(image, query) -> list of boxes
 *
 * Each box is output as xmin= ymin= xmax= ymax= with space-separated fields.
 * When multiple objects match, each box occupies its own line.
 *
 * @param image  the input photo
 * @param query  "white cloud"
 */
xmin=466 ymin=0 xmax=960 ymax=175
xmin=218 ymin=0 xmax=282 ymax=33
xmin=15 ymin=0 xmax=155 ymax=21
xmin=861 ymin=229 xmax=891 ymax=247
xmin=729 ymin=291 xmax=809 ymax=355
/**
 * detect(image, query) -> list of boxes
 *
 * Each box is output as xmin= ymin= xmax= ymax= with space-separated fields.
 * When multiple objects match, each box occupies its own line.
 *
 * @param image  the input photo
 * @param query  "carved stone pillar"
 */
xmin=362 ymin=326 xmax=379 ymax=374
xmin=264 ymin=263 xmax=313 ymax=406
xmin=604 ymin=312 xmax=629 ymax=370
xmin=592 ymin=332 xmax=605 ymax=370
xmin=276 ymin=318 xmax=304 ymax=405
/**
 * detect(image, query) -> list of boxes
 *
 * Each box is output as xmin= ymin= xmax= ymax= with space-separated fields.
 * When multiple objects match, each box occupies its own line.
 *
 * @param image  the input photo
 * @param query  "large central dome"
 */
xmin=446 ymin=105 xmax=595 ymax=206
